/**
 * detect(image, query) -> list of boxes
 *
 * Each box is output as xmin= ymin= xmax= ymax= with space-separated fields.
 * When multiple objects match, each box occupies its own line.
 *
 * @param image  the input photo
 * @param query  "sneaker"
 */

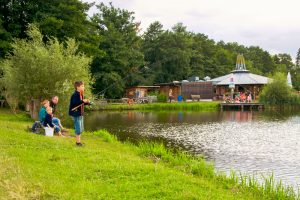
xmin=76 ymin=142 xmax=83 ymax=146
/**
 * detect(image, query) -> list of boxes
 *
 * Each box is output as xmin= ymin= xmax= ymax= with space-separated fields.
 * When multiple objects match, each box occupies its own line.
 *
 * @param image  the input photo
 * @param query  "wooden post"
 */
xmin=25 ymin=102 xmax=30 ymax=112
xmin=0 ymin=100 xmax=5 ymax=108
xmin=30 ymin=99 xmax=40 ymax=120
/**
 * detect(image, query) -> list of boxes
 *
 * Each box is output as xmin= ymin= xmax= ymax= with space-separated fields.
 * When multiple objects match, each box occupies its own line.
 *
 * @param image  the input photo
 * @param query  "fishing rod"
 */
xmin=94 ymin=65 xmax=150 ymax=99
xmin=71 ymin=103 xmax=87 ymax=111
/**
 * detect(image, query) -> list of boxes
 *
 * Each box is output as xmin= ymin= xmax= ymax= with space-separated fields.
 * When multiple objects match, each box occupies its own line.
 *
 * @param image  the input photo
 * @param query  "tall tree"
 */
xmin=142 ymin=23 xmax=194 ymax=83
xmin=275 ymin=53 xmax=294 ymax=68
xmin=90 ymin=2 xmax=144 ymax=98
xmin=296 ymin=48 xmax=300 ymax=68
xmin=0 ymin=0 xmax=99 ymax=57
xmin=245 ymin=46 xmax=276 ymax=75
xmin=0 ymin=19 xmax=11 ymax=59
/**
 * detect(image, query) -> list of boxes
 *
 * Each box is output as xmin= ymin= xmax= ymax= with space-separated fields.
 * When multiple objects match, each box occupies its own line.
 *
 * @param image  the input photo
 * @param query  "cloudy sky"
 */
xmin=83 ymin=0 xmax=300 ymax=60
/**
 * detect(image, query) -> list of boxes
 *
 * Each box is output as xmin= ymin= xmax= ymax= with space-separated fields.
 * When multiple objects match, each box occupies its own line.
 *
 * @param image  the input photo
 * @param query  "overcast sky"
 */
xmin=83 ymin=0 xmax=300 ymax=60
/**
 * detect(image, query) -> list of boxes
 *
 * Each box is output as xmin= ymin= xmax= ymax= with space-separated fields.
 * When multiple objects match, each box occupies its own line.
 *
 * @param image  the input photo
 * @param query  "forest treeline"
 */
xmin=1 ymin=1 xmax=299 ymax=98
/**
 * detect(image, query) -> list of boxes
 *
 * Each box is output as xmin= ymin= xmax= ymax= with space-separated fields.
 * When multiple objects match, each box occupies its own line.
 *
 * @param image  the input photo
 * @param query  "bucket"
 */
xmin=44 ymin=127 xmax=54 ymax=137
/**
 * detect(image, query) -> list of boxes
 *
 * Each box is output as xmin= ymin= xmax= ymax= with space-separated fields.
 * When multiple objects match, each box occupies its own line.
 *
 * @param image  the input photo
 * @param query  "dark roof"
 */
xmin=154 ymin=82 xmax=182 ymax=86
xmin=128 ymin=86 xmax=160 ymax=88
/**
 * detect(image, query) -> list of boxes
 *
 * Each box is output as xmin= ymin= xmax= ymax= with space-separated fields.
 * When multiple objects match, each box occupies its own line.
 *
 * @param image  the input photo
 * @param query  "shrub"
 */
xmin=93 ymin=130 xmax=117 ymax=143
xmin=157 ymin=93 xmax=167 ymax=103
xmin=0 ymin=24 xmax=92 ymax=113
xmin=259 ymin=73 xmax=300 ymax=106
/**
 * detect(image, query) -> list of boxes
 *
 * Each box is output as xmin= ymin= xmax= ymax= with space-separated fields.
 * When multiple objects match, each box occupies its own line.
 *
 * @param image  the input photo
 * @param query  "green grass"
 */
xmin=93 ymin=101 xmax=220 ymax=111
xmin=0 ymin=109 xmax=298 ymax=199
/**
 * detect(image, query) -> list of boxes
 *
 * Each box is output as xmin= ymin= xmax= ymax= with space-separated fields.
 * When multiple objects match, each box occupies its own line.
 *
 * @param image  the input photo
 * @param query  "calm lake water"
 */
xmin=83 ymin=110 xmax=300 ymax=189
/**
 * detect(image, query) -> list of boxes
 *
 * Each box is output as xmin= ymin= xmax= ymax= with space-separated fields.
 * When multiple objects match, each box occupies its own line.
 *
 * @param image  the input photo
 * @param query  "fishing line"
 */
xmin=94 ymin=66 xmax=150 ymax=99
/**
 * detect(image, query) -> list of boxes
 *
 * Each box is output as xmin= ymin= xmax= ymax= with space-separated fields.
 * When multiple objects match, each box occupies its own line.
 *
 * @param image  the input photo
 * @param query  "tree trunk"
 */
xmin=30 ymin=99 xmax=40 ymax=120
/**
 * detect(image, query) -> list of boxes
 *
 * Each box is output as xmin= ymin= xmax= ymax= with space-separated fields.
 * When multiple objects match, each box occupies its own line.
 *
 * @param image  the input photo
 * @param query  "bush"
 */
xmin=260 ymin=73 xmax=300 ymax=106
xmin=157 ymin=93 xmax=167 ymax=103
xmin=0 ymin=24 xmax=92 ymax=112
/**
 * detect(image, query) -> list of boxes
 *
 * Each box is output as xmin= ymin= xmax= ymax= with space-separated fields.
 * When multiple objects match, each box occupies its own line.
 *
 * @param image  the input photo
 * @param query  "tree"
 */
xmin=290 ymin=68 xmax=300 ymax=91
xmin=0 ymin=0 xmax=99 ymax=57
xmin=296 ymin=48 xmax=300 ymax=68
xmin=245 ymin=46 xmax=276 ymax=75
xmin=0 ymin=19 xmax=11 ymax=59
xmin=274 ymin=53 xmax=294 ymax=69
xmin=90 ymin=2 xmax=144 ymax=98
xmin=259 ymin=73 xmax=300 ymax=105
xmin=0 ymin=25 xmax=92 ymax=112
xmin=141 ymin=23 xmax=194 ymax=83
xmin=273 ymin=54 xmax=295 ymax=83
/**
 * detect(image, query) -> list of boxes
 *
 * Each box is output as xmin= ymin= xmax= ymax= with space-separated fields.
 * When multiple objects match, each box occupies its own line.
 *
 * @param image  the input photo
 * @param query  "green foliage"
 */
xmin=93 ymin=129 xmax=117 ymax=143
xmin=157 ymin=93 xmax=168 ymax=103
xmin=142 ymin=22 xmax=281 ymax=85
xmin=93 ymin=71 xmax=125 ymax=99
xmin=274 ymin=54 xmax=294 ymax=69
xmin=91 ymin=3 xmax=144 ymax=98
xmin=0 ymin=25 xmax=92 ymax=111
xmin=0 ymin=19 xmax=11 ymax=59
xmin=296 ymin=48 xmax=300 ymax=68
xmin=291 ymin=67 xmax=300 ymax=90
xmin=0 ymin=0 xmax=99 ymax=57
xmin=137 ymin=142 xmax=215 ymax=178
xmin=93 ymin=102 xmax=220 ymax=111
xmin=142 ymin=23 xmax=194 ymax=83
xmin=259 ymin=73 xmax=300 ymax=105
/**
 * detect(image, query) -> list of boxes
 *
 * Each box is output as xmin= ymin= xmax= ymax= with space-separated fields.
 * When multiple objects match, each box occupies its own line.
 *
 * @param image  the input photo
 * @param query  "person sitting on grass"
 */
xmin=50 ymin=96 xmax=64 ymax=130
xmin=31 ymin=100 xmax=50 ymax=132
xmin=43 ymin=107 xmax=62 ymax=136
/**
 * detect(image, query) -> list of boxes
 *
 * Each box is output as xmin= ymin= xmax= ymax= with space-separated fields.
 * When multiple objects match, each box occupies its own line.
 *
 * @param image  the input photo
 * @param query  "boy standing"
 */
xmin=69 ymin=81 xmax=90 ymax=146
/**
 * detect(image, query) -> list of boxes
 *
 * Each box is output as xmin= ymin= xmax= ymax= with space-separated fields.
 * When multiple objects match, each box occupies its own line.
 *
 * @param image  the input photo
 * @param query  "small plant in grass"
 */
xmin=157 ymin=93 xmax=167 ymax=103
xmin=137 ymin=142 xmax=215 ymax=178
xmin=93 ymin=130 xmax=117 ymax=143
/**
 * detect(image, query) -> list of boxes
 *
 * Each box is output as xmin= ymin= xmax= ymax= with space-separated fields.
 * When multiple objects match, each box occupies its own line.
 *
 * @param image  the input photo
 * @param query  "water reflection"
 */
xmin=84 ymin=110 xmax=300 ymax=189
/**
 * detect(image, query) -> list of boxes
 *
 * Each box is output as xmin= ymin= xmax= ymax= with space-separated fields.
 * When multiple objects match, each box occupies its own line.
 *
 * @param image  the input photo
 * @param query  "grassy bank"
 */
xmin=92 ymin=101 xmax=220 ymax=111
xmin=0 ymin=109 xmax=298 ymax=199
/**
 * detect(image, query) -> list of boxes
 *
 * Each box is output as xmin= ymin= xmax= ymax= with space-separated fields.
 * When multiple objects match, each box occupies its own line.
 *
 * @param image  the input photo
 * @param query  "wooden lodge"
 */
xmin=156 ymin=82 xmax=182 ymax=100
xmin=181 ymin=82 xmax=214 ymax=99
xmin=154 ymin=81 xmax=214 ymax=101
xmin=210 ymin=54 xmax=270 ymax=100
xmin=126 ymin=86 xmax=159 ymax=99
xmin=126 ymin=55 xmax=270 ymax=103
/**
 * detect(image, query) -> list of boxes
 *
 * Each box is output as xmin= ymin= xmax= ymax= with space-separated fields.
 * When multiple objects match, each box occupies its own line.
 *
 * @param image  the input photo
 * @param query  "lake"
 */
xmin=83 ymin=110 xmax=300 ymax=189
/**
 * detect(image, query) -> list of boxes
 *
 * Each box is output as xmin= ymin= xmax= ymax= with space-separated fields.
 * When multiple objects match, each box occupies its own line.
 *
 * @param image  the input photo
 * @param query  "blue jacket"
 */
xmin=69 ymin=91 xmax=88 ymax=117
xmin=43 ymin=114 xmax=54 ymax=128
xmin=39 ymin=106 xmax=47 ymax=122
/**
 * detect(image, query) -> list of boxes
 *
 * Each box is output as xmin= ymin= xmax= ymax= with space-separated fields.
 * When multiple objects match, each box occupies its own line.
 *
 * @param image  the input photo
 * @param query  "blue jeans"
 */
xmin=72 ymin=116 xmax=84 ymax=135
xmin=53 ymin=125 xmax=61 ymax=133
xmin=52 ymin=117 xmax=62 ymax=127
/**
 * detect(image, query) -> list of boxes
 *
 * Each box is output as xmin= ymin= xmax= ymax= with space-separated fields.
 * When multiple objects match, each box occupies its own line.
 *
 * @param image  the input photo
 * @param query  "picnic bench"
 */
xmin=191 ymin=95 xmax=201 ymax=101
